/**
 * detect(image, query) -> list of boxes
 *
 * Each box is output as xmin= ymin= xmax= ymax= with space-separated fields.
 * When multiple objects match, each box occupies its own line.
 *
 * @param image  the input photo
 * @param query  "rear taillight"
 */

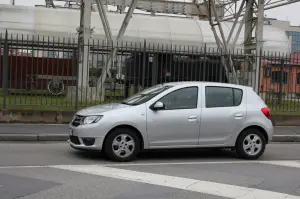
xmin=261 ymin=107 xmax=271 ymax=120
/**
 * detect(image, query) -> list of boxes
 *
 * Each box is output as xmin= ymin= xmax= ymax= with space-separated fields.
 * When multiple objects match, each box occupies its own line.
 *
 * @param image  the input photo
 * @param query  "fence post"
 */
xmin=257 ymin=48 xmax=262 ymax=94
xmin=278 ymin=58 xmax=284 ymax=105
xmin=142 ymin=39 xmax=146 ymax=89
xmin=73 ymin=47 xmax=79 ymax=110
xmin=2 ymin=30 xmax=9 ymax=110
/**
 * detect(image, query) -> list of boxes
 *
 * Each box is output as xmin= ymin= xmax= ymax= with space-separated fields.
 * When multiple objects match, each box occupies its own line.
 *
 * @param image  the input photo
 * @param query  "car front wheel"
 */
xmin=236 ymin=128 xmax=266 ymax=160
xmin=104 ymin=128 xmax=140 ymax=162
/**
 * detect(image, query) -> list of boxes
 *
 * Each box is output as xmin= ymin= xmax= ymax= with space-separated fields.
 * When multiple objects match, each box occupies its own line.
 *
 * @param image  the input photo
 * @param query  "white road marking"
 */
xmin=259 ymin=160 xmax=300 ymax=169
xmin=0 ymin=165 xmax=48 ymax=169
xmin=104 ymin=160 xmax=260 ymax=167
xmin=51 ymin=164 xmax=300 ymax=199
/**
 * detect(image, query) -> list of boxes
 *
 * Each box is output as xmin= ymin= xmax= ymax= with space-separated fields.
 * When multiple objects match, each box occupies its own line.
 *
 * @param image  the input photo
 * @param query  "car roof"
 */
xmin=161 ymin=81 xmax=251 ymax=89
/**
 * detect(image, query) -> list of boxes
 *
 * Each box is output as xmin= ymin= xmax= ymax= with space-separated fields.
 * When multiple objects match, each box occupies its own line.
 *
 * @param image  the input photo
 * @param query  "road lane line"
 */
xmin=51 ymin=164 xmax=300 ymax=199
xmin=0 ymin=165 xmax=48 ymax=169
xmin=259 ymin=160 xmax=300 ymax=169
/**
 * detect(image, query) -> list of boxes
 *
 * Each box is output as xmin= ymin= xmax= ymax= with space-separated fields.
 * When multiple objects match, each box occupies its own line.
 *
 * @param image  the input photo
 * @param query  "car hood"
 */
xmin=76 ymin=103 xmax=130 ymax=116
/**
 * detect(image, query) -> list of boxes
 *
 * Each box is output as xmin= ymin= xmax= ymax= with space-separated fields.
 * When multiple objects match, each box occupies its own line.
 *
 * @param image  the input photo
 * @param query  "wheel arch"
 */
xmin=102 ymin=124 xmax=145 ymax=151
xmin=236 ymin=125 xmax=269 ymax=146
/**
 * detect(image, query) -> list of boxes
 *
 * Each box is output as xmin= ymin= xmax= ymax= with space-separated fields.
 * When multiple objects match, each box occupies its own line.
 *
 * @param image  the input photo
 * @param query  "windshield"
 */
xmin=121 ymin=84 xmax=173 ymax=105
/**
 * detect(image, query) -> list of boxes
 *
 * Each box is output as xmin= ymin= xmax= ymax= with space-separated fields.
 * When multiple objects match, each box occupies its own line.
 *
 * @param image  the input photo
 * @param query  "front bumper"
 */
xmin=68 ymin=126 xmax=105 ymax=151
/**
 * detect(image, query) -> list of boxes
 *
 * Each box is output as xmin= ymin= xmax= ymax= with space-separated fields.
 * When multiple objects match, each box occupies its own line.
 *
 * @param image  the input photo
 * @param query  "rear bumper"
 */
xmin=265 ymin=124 xmax=274 ymax=144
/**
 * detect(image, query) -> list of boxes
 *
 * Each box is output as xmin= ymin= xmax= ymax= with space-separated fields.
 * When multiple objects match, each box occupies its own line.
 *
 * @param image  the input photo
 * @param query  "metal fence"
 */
xmin=1 ymin=32 xmax=300 ymax=113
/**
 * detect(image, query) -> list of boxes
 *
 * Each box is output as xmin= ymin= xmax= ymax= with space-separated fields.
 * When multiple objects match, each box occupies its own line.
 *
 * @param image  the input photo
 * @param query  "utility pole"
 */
xmin=77 ymin=0 xmax=92 ymax=100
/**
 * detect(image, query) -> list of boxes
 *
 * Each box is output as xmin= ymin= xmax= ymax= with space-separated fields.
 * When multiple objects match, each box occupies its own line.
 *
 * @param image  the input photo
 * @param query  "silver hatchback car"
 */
xmin=69 ymin=81 xmax=273 ymax=162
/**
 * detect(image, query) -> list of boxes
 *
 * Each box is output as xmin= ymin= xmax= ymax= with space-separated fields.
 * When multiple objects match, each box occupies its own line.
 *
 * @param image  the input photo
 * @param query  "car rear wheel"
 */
xmin=104 ymin=128 xmax=140 ymax=162
xmin=236 ymin=128 xmax=266 ymax=160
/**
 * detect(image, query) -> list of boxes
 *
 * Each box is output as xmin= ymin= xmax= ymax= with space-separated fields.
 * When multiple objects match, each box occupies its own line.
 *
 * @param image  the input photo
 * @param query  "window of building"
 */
xmin=205 ymin=86 xmax=243 ymax=108
xmin=63 ymin=52 xmax=72 ymax=58
xmin=159 ymin=87 xmax=198 ymax=110
xmin=271 ymin=71 xmax=288 ymax=84
xmin=47 ymin=51 xmax=57 ymax=58
xmin=297 ymin=73 xmax=300 ymax=85
xmin=290 ymin=31 xmax=300 ymax=53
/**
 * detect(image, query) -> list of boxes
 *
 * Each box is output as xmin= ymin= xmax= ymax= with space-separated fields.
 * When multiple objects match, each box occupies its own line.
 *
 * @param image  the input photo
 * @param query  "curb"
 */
xmin=271 ymin=135 xmax=300 ymax=142
xmin=0 ymin=134 xmax=300 ymax=142
xmin=0 ymin=134 xmax=69 ymax=141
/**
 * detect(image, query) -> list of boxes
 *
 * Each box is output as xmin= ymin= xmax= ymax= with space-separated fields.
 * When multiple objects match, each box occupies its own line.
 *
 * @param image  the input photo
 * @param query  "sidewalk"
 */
xmin=0 ymin=124 xmax=299 ymax=142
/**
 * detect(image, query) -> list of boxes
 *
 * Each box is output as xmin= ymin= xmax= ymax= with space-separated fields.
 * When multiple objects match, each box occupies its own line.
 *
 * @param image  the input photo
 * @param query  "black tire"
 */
xmin=104 ymin=128 xmax=140 ymax=162
xmin=235 ymin=128 xmax=266 ymax=160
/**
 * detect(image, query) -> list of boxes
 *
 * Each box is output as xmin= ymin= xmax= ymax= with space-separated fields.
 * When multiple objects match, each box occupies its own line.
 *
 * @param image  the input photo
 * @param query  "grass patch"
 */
xmin=267 ymin=99 xmax=300 ymax=115
xmin=1 ymin=88 xmax=300 ymax=115
xmin=0 ymin=88 xmax=136 ymax=111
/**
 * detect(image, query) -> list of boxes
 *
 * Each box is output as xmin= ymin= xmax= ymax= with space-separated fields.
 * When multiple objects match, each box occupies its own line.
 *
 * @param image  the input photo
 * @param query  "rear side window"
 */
xmin=205 ymin=86 xmax=243 ymax=108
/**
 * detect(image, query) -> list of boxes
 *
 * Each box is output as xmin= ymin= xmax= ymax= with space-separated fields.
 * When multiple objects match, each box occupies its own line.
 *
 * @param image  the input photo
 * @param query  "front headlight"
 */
xmin=81 ymin=115 xmax=103 ymax=125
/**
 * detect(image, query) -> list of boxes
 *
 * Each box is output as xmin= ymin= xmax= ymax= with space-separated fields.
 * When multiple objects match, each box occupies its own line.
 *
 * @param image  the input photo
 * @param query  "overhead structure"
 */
xmin=41 ymin=0 xmax=300 ymax=95
xmin=45 ymin=0 xmax=56 ymax=8
xmin=204 ymin=0 xmax=300 ymax=91
xmin=52 ymin=0 xmax=224 ymax=17
xmin=43 ymin=0 xmax=226 ymax=100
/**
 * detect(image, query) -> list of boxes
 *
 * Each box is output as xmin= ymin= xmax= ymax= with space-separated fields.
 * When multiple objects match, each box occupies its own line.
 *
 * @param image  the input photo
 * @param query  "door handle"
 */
xmin=188 ymin=115 xmax=198 ymax=120
xmin=234 ymin=113 xmax=244 ymax=118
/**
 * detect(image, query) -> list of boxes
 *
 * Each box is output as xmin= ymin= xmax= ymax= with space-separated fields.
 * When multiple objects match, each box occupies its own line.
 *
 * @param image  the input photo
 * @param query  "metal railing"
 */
xmin=1 ymin=32 xmax=300 ymax=113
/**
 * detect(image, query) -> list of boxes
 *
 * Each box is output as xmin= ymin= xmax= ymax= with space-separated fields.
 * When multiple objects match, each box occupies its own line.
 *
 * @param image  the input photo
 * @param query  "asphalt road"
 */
xmin=1 ymin=142 xmax=300 ymax=167
xmin=0 ymin=142 xmax=300 ymax=199
xmin=0 ymin=124 xmax=299 ymax=136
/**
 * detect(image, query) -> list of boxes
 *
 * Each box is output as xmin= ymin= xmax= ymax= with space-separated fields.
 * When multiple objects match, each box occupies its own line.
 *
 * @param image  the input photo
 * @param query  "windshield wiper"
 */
xmin=120 ymin=101 xmax=131 ymax=105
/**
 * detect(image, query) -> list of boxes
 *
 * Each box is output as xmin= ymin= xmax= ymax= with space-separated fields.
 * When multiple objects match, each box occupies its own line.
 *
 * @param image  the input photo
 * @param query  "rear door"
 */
xmin=199 ymin=85 xmax=246 ymax=145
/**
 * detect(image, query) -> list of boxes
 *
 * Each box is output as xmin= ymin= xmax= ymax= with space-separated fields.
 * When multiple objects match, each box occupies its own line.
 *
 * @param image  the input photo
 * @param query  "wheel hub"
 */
xmin=112 ymin=134 xmax=135 ymax=158
xmin=243 ymin=134 xmax=262 ymax=156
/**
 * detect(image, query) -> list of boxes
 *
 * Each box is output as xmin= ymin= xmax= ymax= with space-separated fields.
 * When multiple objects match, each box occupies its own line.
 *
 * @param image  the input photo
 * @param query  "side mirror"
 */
xmin=152 ymin=101 xmax=165 ymax=110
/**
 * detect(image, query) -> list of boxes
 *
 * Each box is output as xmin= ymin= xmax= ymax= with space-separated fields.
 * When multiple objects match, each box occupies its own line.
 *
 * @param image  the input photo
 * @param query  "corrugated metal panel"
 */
xmin=0 ymin=4 xmax=291 ymax=53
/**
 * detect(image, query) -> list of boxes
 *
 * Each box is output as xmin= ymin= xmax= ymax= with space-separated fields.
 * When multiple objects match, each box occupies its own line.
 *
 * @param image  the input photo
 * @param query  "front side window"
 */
xmin=158 ymin=87 xmax=198 ymax=110
xmin=205 ymin=86 xmax=243 ymax=108
xmin=121 ymin=85 xmax=173 ymax=106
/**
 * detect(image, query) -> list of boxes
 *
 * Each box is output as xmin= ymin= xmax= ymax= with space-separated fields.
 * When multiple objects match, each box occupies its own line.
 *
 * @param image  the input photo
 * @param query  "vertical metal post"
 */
xmin=78 ymin=0 xmax=92 ymax=101
xmin=257 ymin=48 xmax=262 ymax=94
xmin=255 ymin=0 xmax=265 ymax=93
xmin=243 ymin=0 xmax=254 ymax=88
xmin=278 ymin=59 xmax=284 ymax=105
xmin=73 ymin=48 xmax=79 ymax=110
xmin=2 ymin=30 xmax=9 ymax=110
xmin=244 ymin=0 xmax=254 ymax=54
xmin=142 ymin=39 xmax=146 ymax=89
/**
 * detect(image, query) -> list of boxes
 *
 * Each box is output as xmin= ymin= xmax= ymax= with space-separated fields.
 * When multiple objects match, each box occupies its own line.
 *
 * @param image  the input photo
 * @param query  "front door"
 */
xmin=146 ymin=86 xmax=201 ymax=147
xmin=199 ymin=86 xmax=246 ymax=145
